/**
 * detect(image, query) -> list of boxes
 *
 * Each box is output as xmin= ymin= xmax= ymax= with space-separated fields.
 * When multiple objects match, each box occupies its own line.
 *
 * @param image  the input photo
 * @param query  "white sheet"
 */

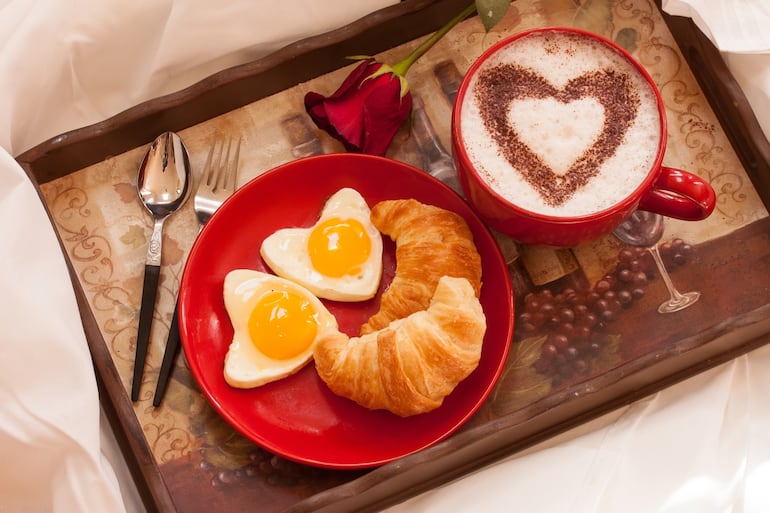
xmin=1 ymin=1 xmax=769 ymax=513
xmin=0 ymin=145 xmax=128 ymax=512
xmin=0 ymin=0 xmax=399 ymax=155
xmin=662 ymin=0 xmax=770 ymax=53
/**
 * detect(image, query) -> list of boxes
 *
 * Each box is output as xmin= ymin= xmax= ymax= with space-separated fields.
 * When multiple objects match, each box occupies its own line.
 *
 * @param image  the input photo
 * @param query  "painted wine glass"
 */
xmin=613 ymin=210 xmax=700 ymax=313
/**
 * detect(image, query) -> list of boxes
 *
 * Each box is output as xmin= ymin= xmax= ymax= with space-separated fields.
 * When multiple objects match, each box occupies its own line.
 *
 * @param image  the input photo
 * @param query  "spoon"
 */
xmin=131 ymin=132 xmax=191 ymax=402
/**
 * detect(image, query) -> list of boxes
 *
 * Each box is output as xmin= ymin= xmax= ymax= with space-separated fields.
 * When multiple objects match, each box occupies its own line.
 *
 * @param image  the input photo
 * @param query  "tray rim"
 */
xmin=16 ymin=1 xmax=770 ymax=512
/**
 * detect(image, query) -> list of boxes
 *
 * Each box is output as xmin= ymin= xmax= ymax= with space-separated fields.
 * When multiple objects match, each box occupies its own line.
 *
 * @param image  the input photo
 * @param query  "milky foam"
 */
xmin=459 ymin=30 xmax=661 ymax=217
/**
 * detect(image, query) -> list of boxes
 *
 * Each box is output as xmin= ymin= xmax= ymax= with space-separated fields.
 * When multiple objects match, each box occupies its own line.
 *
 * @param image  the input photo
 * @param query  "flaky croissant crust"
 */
xmin=360 ymin=198 xmax=483 ymax=335
xmin=313 ymin=276 xmax=486 ymax=417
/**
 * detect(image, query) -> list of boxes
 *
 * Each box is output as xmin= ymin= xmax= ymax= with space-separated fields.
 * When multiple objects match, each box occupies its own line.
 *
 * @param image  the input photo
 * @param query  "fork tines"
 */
xmin=204 ymin=135 xmax=241 ymax=194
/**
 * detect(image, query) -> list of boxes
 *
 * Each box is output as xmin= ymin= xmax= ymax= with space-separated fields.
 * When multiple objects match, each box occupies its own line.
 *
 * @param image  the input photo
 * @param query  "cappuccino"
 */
xmin=459 ymin=30 xmax=661 ymax=217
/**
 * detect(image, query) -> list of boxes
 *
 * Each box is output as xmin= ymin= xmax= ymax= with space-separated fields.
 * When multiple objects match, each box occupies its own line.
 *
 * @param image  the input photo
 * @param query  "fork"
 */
xmin=152 ymin=134 xmax=241 ymax=406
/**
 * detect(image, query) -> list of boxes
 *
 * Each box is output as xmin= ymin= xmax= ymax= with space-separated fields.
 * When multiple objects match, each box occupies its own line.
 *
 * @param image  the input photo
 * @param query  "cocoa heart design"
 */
xmin=474 ymin=64 xmax=641 ymax=206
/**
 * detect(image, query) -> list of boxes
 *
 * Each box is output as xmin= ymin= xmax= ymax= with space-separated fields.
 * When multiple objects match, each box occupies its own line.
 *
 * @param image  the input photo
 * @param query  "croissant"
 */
xmin=313 ymin=276 xmax=487 ymax=417
xmin=360 ymin=199 xmax=483 ymax=335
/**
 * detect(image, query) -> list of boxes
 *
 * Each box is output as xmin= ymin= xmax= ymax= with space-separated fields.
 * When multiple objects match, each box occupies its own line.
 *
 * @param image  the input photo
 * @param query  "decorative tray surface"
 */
xmin=17 ymin=0 xmax=770 ymax=512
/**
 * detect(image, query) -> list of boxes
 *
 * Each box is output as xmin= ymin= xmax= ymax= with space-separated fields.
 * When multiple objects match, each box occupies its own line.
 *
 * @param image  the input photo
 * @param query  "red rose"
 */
xmin=304 ymin=59 xmax=412 ymax=156
xmin=302 ymin=2 xmax=507 ymax=157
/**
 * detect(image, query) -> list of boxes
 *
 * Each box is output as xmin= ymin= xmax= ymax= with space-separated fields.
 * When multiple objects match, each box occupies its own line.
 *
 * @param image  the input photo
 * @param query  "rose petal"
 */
xmin=304 ymin=59 xmax=412 ymax=156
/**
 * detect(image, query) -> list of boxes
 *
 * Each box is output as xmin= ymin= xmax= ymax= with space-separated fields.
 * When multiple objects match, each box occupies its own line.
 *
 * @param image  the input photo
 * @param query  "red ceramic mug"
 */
xmin=451 ymin=27 xmax=716 ymax=248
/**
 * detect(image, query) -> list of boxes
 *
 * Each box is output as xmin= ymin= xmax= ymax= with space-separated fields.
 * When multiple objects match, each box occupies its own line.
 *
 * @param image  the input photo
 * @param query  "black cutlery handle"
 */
xmin=131 ymin=264 xmax=161 ymax=401
xmin=153 ymin=300 xmax=181 ymax=406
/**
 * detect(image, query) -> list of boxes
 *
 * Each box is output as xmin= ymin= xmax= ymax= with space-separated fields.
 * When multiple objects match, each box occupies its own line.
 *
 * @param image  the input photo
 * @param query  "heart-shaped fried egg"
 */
xmin=223 ymin=269 xmax=338 ymax=388
xmin=260 ymin=188 xmax=383 ymax=302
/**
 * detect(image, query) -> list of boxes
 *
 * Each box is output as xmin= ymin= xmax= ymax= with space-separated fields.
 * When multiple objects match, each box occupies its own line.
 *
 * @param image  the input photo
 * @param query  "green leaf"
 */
xmin=119 ymin=224 xmax=146 ymax=248
xmin=489 ymin=335 xmax=552 ymax=416
xmin=475 ymin=0 xmax=511 ymax=32
xmin=591 ymin=333 xmax=622 ymax=374
xmin=540 ymin=0 xmax=613 ymax=35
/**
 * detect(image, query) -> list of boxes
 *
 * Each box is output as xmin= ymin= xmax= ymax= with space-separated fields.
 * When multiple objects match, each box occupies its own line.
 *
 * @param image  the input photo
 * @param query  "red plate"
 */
xmin=178 ymin=153 xmax=514 ymax=469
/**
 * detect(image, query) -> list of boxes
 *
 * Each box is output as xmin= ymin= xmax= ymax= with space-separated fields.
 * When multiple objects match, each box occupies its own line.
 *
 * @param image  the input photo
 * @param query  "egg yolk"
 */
xmin=248 ymin=290 xmax=318 ymax=360
xmin=307 ymin=217 xmax=371 ymax=277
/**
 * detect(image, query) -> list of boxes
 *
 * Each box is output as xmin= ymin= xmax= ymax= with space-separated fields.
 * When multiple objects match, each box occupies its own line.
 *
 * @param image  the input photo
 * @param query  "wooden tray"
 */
xmin=17 ymin=1 xmax=770 ymax=512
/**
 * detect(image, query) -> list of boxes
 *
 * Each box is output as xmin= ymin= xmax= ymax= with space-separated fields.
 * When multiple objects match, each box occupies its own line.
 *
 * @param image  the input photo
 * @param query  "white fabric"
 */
xmin=0 ymin=0 xmax=399 ymax=155
xmin=662 ymin=0 xmax=770 ymax=53
xmin=0 ymin=145 xmax=127 ymax=511
xmin=721 ymin=51 xmax=770 ymax=143
xmin=1 ymin=1 xmax=770 ymax=513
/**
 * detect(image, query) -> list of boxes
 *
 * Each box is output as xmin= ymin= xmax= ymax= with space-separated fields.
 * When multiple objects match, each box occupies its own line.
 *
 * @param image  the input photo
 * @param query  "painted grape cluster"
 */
xmin=200 ymin=446 xmax=322 ymax=488
xmin=517 ymin=239 xmax=694 ymax=387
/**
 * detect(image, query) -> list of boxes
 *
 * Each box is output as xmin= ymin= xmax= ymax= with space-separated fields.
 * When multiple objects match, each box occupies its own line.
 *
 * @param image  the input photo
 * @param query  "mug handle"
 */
xmin=638 ymin=167 xmax=716 ymax=221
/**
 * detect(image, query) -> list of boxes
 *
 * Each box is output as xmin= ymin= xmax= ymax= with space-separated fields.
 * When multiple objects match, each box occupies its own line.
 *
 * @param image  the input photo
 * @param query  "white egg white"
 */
xmin=259 ymin=187 xmax=383 ymax=302
xmin=223 ymin=269 xmax=338 ymax=388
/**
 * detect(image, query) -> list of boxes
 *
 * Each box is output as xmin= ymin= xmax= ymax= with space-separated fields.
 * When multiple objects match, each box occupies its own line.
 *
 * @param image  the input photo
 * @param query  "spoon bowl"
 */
xmin=138 ymin=136 xmax=190 ymax=217
xmin=132 ymin=132 xmax=191 ymax=401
